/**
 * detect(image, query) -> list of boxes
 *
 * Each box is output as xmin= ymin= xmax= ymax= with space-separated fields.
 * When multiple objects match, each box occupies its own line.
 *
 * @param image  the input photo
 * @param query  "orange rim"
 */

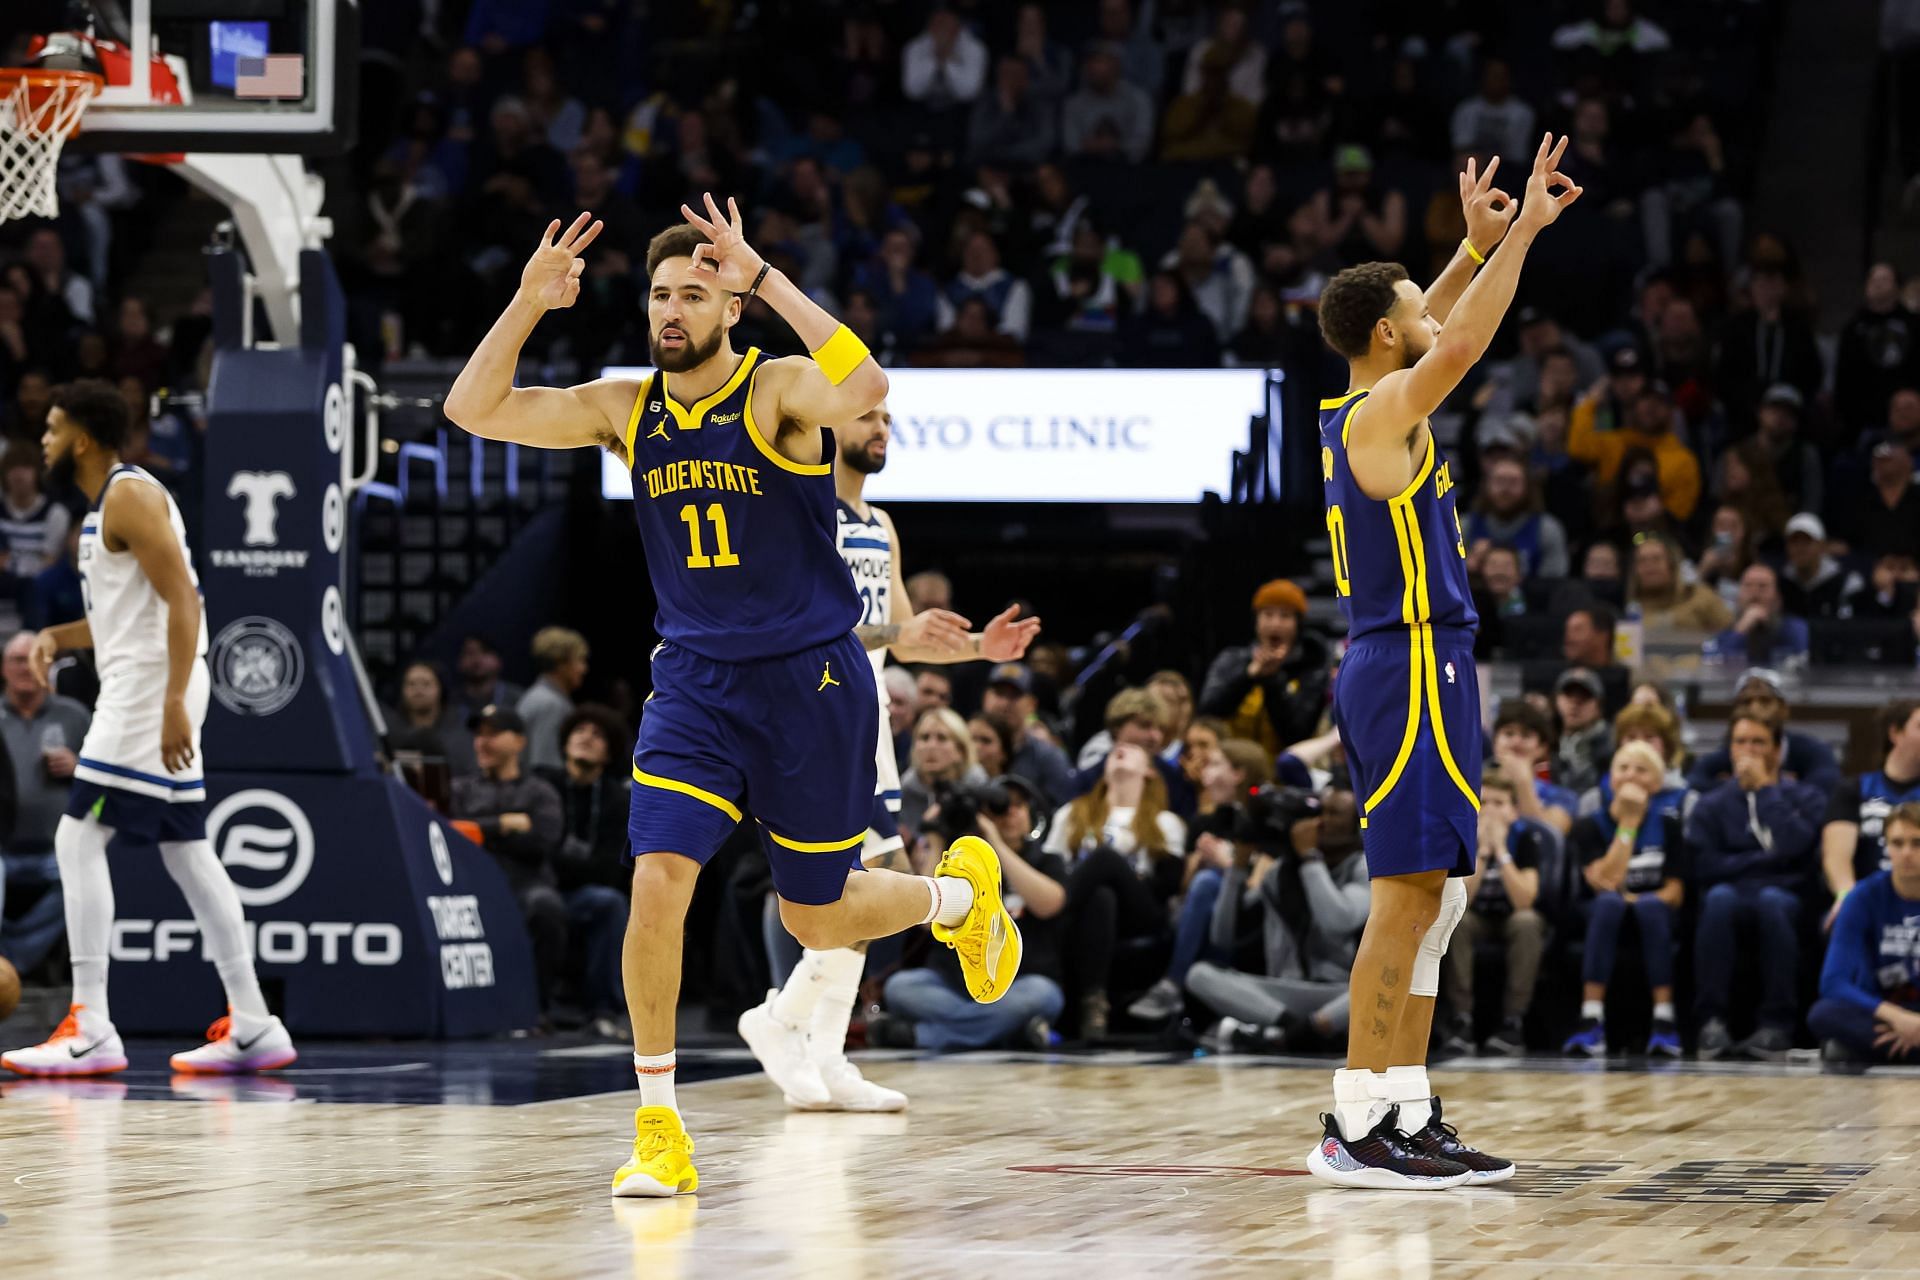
xmin=0 ymin=68 xmax=104 ymax=138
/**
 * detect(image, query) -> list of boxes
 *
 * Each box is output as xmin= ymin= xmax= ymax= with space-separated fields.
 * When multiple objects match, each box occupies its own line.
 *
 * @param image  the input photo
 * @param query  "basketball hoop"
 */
xmin=0 ymin=68 xmax=103 ymax=222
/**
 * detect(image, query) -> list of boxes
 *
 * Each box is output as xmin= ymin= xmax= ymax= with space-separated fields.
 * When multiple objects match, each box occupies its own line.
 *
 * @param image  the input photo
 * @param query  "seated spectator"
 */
xmin=1120 ymin=271 xmax=1220 ymax=368
xmin=1471 ymin=544 xmax=1531 ymax=658
xmin=979 ymin=662 xmax=1074 ymax=810
xmin=454 ymin=635 xmax=524 ymax=722
xmin=1307 ymin=145 xmax=1406 ymax=267
xmin=968 ymin=713 xmax=1013 ymax=778
xmin=1450 ymin=58 xmax=1535 ymax=162
xmin=1039 ymin=217 xmax=1143 ymax=337
xmin=1440 ymin=771 xmax=1551 ymax=1057
xmin=535 ymin=705 xmax=632 ymax=1038
xmin=1628 ymin=532 xmax=1731 ymax=636
xmin=450 ymin=706 xmax=565 ymax=1024
xmin=1179 ymin=716 xmax=1229 ymax=797
xmin=877 ymin=777 xmax=1066 ymax=1051
xmin=1688 ymin=712 xmax=1828 ymax=1060
xmin=1553 ymin=668 xmax=1616 ymax=795
xmin=900 ymin=708 xmax=986 ymax=843
xmin=1159 ymin=51 xmax=1257 ymax=162
xmin=1702 ymin=564 xmax=1809 ymax=669
xmin=387 ymin=659 xmax=480 ymax=778
xmin=1061 ymin=42 xmax=1155 ymax=163
xmin=1712 ymin=441 xmax=1792 ymax=545
xmin=1078 ymin=669 xmax=1193 ymax=769
xmin=1822 ymin=699 xmax=1920 ymax=919
xmin=516 ymin=626 xmax=589 ymax=773
xmin=1686 ymin=667 xmax=1841 ymax=795
xmin=0 ymin=445 xmax=71 ymax=581
xmin=1750 ymin=384 xmax=1825 ymax=516
xmin=1199 ymin=579 xmax=1330 ymax=757
xmin=1180 ymin=5 xmax=1266 ymax=106
xmin=1562 ymin=743 xmax=1689 ymax=1058
xmin=1128 ymin=739 xmax=1274 ymax=1021
xmin=855 ymin=229 xmax=941 ymax=353
xmin=885 ymin=666 xmax=919 ymax=765
xmin=1834 ymin=263 xmax=1920 ymax=439
xmin=26 ymin=523 xmax=83 ymax=631
xmin=1185 ymin=787 xmax=1368 ymax=1050
xmin=967 ymin=56 xmax=1056 ymax=168
xmin=0 ymin=631 xmax=85 ymax=978
xmin=1865 ymin=387 xmax=1920 ymax=470
xmin=1581 ymin=700 xmax=1689 ymax=813
xmin=1696 ymin=503 xmax=1762 ymax=606
xmin=935 ymin=233 xmax=1031 ymax=342
xmin=1465 ymin=455 xmax=1570 ymax=579
xmin=1490 ymin=701 xmax=1579 ymax=835
xmin=1012 ymin=3 xmax=1073 ymax=104
xmin=1779 ymin=514 xmax=1863 ymax=621
xmin=1846 ymin=441 xmax=1920 ymax=564
xmin=1047 ymin=743 xmax=1187 ymax=1040
xmin=1847 ymin=551 xmax=1920 ymax=622
xmin=1718 ymin=273 xmax=1823 ymax=433
xmin=1810 ymin=803 xmax=1920 ymax=1064
xmin=1069 ymin=687 xmax=1197 ymax=818
xmin=901 ymin=8 xmax=989 ymax=116
xmin=1569 ymin=382 xmax=1702 ymax=522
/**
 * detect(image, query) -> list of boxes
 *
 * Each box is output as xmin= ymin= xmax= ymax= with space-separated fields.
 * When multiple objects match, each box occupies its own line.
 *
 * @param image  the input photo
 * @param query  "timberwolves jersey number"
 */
xmin=836 ymin=503 xmax=892 ymax=632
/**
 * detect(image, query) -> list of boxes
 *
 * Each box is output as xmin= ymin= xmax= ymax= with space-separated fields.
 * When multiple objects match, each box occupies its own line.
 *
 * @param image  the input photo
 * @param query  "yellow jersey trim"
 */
xmin=658 ymin=348 xmax=761 ymax=432
xmin=1420 ymin=625 xmax=1482 ymax=811
xmin=1391 ymin=431 xmax=1437 ymax=504
xmin=622 ymin=373 xmax=654 ymax=460
xmin=762 ymin=826 xmax=868 ymax=853
xmin=632 ymin=766 xmax=742 ymax=823
xmin=1319 ymin=389 xmax=1370 ymax=410
xmin=1363 ymin=625 xmax=1424 ymax=814
xmin=742 ymin=364 xmax=833 ymax=476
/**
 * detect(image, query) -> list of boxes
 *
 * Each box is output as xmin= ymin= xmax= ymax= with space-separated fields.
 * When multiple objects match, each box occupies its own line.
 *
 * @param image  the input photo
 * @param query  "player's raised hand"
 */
xmin=1516 ymin=133 xmax=1582 ymax=232
xmin=900 ymin=608 xmax=973 ymax=657
xmin=979 ymin=605 xmax=1042 ymax=662
xmin=1458 ymin=155 xmax=1516 ymax=255
xmin=520 ymin=212 xmax=604 ymax=311
xmin=679 ymin=193 xmax=769 ymax=294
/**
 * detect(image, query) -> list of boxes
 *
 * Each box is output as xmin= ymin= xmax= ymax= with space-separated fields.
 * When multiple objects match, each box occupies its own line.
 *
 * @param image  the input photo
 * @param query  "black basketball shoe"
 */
xmin=1407 ymin=1095 xmax=1515 ymax=1184
xmin=1306 ymin=1105 xmax=1472 ymax=1189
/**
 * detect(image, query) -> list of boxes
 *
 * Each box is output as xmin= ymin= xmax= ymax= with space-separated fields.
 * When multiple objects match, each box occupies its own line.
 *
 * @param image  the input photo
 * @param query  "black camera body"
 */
xmin=1232 ymin=783 xmax=1322 ymax=853
xmin=930 ymin=780 xmax=1011 ymax=844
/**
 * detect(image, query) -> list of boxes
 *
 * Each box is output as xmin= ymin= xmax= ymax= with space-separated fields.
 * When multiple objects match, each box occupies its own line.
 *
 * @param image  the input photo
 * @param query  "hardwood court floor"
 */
xmin=1 ymin=1050 xmax=1915 ymax=1279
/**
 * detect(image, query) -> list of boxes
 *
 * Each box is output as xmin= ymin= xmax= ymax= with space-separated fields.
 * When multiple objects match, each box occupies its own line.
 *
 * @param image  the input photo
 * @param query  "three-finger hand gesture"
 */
xmin=678 ymin=193 xmax=768 ymax=294
xmin=1517 ymin=133 xmax=1582 ymax=232
xmin=521 ymin=212 xmax=604 ymax=311
xmin=1459 ymin=156 xmax=1516 ymax=256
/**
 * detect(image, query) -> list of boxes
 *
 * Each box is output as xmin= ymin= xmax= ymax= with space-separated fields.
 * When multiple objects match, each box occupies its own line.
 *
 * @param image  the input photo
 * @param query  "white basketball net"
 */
xmin=0 ymin=74 xmax=98 ymax=223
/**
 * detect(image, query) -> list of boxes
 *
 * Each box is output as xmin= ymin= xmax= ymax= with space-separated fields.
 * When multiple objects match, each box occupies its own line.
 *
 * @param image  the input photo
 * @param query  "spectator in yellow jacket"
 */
xmin=1569 ymin=382 xmax=1702 ymax=520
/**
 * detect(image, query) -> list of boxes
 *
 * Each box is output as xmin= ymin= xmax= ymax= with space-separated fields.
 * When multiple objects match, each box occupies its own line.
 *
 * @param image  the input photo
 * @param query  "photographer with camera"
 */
xmin=1045 ymin=742 xmax=1188 ymax=1040
xmin=900 ymin=708 xmax=988 ymax=846
xmin=1184 ymin=785 xmax=1369 ymax=1050
xmin=876 ymin=775 xmax=1069 ymax=1051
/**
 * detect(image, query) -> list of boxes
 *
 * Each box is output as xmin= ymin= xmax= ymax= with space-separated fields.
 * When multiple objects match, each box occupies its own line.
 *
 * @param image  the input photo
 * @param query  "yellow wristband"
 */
xmin=810 ymin=325 xmax=870 ymax=386
xmin=1462 ymin=237 xmax=1487 ymax=266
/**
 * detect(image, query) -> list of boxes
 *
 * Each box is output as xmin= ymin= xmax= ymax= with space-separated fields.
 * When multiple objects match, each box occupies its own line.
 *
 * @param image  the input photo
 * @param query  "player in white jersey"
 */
xmin=738 ymin=399 xmax=1039 ymax=1109
xmin=1 ymin=380 xmax=295 ymax=1078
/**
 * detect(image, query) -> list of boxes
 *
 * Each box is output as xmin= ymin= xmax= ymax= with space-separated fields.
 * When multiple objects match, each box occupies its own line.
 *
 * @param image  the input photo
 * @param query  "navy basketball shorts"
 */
xmin=1334 ymin=624 xmax=1482 ymax=878
xmin=629 ymin=632 xmax=879 ymax=906
xmin=65 ymin=781 xmax=208 ymax=844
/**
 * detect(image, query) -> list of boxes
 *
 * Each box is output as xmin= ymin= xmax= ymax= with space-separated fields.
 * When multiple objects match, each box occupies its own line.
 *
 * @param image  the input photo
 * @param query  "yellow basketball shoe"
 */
xmin=930 ymin=835 xmax=1023 ymax=1003
xmin=612 ymin=1106 xmax=699 ymax=1197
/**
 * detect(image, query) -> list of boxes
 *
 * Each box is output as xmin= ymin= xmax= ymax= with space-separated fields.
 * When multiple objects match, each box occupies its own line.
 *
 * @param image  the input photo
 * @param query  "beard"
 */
xmin=44 ymin=451 xmax=74 ymax=494
xmin=840 ymin=439 xmax=887 ymax=474
xmin=1400 ymin=339 xmax=1424 ymax=371
xmin=649 ymin=321 xmax=725 ymax=373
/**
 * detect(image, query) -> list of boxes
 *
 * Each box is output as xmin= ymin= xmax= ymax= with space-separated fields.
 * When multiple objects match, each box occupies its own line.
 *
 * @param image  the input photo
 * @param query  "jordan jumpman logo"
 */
xmin=647 ymin=420 xmax=671 ymax=442
xmin=817 ymin=662 xmax=840 ymax=692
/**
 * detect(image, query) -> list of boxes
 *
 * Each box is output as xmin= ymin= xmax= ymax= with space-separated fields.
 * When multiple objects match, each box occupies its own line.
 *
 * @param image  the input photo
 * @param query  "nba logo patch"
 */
xmin=1445 ymin=661 xmax=1457 ymax=684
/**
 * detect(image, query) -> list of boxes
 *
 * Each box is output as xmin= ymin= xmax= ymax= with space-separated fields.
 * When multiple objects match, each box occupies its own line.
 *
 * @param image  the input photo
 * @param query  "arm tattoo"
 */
xmin=1371 ymin=1017 xmax=1390 ymax=1040
xmin=855 ymin=624 xmax=900 ymax=651
xmin=1382 ymin=965 xmax=1400 ymax=989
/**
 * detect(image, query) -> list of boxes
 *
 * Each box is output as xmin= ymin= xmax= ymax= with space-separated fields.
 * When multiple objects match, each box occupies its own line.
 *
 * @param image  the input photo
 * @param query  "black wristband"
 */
xmin=744 ymin=261 xmax=771 ymax=300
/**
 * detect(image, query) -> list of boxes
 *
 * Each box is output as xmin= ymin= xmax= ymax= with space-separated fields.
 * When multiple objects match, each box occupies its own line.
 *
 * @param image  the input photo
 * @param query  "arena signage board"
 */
xmin=601 ymin=367 xmax=1272 ymax=503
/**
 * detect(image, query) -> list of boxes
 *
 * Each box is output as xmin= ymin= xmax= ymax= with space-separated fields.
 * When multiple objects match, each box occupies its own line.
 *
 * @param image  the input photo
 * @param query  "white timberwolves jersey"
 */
xmin=834 ymin=500 xmax=901 ymax=820
xmin=74 ymin=465 xmax=211 ymax=802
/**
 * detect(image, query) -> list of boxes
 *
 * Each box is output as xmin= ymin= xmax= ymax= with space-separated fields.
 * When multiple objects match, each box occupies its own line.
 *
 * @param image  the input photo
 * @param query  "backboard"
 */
xmin=24 ymin=0 xmax=357 ymax=156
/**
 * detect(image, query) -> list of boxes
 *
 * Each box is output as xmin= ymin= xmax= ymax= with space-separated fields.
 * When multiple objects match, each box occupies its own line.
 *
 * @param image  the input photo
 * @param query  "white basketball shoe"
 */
xmin=738 ymin=990 xmax=831 ymax=1107
xmin=169 ymin=1010 xmax=298 ymax=1075
xmin=795 ymin=1053 xmax=908 ymax=1112
xmin=1 ymin=1004 xmax=128 ymax=1077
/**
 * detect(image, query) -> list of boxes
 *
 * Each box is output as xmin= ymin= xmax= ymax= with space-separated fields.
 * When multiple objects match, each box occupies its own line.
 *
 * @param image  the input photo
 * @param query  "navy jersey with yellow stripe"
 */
xmin=623 ymin=348 xmax=861 ymax=662
xmin=1319 ymin=390 xmax=1478 ymax=640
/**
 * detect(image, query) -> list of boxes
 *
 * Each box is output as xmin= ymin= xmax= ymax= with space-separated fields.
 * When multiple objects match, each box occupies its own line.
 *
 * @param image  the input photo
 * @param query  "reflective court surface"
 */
xmin=2 ymin=1044 xmax=1916 ymax=1279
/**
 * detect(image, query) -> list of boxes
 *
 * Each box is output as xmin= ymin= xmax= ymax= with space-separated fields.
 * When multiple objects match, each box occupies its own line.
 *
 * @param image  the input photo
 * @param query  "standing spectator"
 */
xmin=1061 ymin=43 xmax=1157 ymax=164
xmin=901 ymin=8 xmax=989 ymax=116
xmin=1199 ymin=579 xmax=1330 ymax=757
xmin=1568 ymin=383 xmax=1702 ymax=522
xmin=454 ymin=635 xmax=524 ymax=722
xmin=1628 ymin=533 xmax=1732 ymax=636
xmin=386 ymin=660 xmax=480 ymax=778
xmin=1688 ymin=712 xmax=1827 ymax=1060
xmin=1449 ymin=59 xmax=1536 ymax=162
xmin=979 ymin=663 xmax=1074 ymax=810
xmin=1562 ymin=743 xmax=1688 ymax=1058
xmin=1439 ymin=772 xmax=1550 ymax=1057
xmin=1779 ymin=514 xmax=1864 ymax=621
xmin=1821 ymin=699 xmax=1920 ymax=917
xmin=0 ymin=446 xmax=71 ymax=580
xmin=1847 ymin=441 xmax=1920 ymax=563
xmin=516 ymin=626 xmax=589 ymax=772
xmin=966 ymin=57 xmax=1056 ymax=169
xmin=1833 ymin=263 xmax=1920 ymax=438
xmin=1749 ymin=385 xmax=1825 ymax=516
xmin=450 ymin=706 xmax=565 ymax=1024
xmin=935 ymin=233 xmax=1032 ymax=343
xmin=1702 ymin=564 xmax=1810 ymax=669
xmin=1810 ymin=803 xmax=1920 ymax=1064
xmin=1686 ymin=668 xmax=1841 ymax=796
xmin=1464 ymin=455 xmax=1569 ymax=579
xmin=0 ymin=631 xmax=84 ymax=977
xmin=535 ymin=706 xmax=632 ymax=1039
xmin=1716 ymin=268 xmax=1823 ymax=429
xmin=1553 ymin=668 xmax=1616 ymax=794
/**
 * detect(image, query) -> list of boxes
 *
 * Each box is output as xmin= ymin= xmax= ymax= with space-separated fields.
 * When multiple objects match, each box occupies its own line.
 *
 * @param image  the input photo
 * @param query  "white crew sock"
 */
xmin=805 ymin=949 xmax=867 ymax=1064
xmin=161 ymin=838 xmax=269 ymax=1019
xmin=1652 ymin=1001 xmax=1675 ymax=1023
xmin=1581 ymin=999 xmax=1605 ymax=1021
xmin=634 ymin=1051 xmax=677 ymax=1111
xmin=920 ymin=876 xmax=974 ymax=927
xmin=1378 ymin=1065 xmax=1433 ymax=1133
xmin=1332 ymin=1067 xmax=1382 ymax=1140
xmin=771 ymin=949 xmax=837 ymax=1027
xmin=55 ymin=815 xmax=115 ymax=1023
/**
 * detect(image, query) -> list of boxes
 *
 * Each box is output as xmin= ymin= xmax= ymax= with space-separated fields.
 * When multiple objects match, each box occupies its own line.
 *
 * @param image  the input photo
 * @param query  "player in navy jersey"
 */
xmin=1822 ymin=699 xmax=1920 ymax=923
xmin=1304 ymin=136 xmax=1583 ymax=1190
xmin=446 ymin=199 xmax=1024 ymax=1197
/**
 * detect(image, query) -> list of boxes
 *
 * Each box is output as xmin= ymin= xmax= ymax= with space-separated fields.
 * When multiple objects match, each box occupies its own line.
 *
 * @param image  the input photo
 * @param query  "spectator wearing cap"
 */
xmin=517 ymin=626 xmax=589 ymax=773
xmin=1464 ymin=454 xmax=1570 ymax=580
xmin=1574 ymin=345 xmax=1650 ymax=438
xmin=1703 ymin=564 xmax=1810 ymax=670
xmin=979 ymin=662 xmax=1074 ymax=810
xmin=1061 ymin=41 xmax=1156 ymax=163
xmin=450 ymin=704 xmax=566 ymax=1022
xmin=1570 ymin=381 xmax=1702 ymax=522
xmin=533 ymin=704 xmax=632 ymax=1037
xmin=1752 ymin=385 xmax=1825 ymax=517
xmin=1845 ymin=440 xmax=1920 ymax=564
xmin=1553 ymin=668 xmax=1616 ymax=795
xmin=1780 ymin=514 xmax=1864 ymax=621
xmin=1199 ymin=579 xmax=1330 ymax=758
xmin=1628 ymin=531 xmax=1732 ymax=636
xmin=1685 ymin=668 xmax=1841 ymax=795
xmin=1716 ymin=267 xmax=1823 ymax=430
xmin=1449 ymin=58 xmax=1536 ymax=163
xmin=1309 ymin=145 xmax=1406 ymax=267
xmin=1834 ymin=263 xmax=1920 ymax=440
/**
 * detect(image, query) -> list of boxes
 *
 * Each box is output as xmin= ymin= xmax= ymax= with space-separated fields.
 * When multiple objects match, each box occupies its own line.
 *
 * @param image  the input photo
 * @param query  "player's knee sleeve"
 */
xmin=1411 ymin=878 xmax=1467 ymax=998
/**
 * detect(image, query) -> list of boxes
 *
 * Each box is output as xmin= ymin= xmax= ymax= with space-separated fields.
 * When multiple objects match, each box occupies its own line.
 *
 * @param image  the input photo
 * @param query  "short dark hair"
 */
xmin=1569 ymin=603 xmax=1617 ymax=638
xmin=1882 ymin=697 xmax=1920 ymax=757
xmin=1318 ymin=262 xmax=1409 ymax=359
xmin=1494 ymin=701 xmax=1555 ymax=746
xmin=1732 ymin=711 xmax=1782 ymax=746
xmin=645 ymin=224 xmax=715 ymax=282
xmin=50 ymin=379 xmax=128 ymax=451
xmin=559 ymin=702 xmax=629 ymax=758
